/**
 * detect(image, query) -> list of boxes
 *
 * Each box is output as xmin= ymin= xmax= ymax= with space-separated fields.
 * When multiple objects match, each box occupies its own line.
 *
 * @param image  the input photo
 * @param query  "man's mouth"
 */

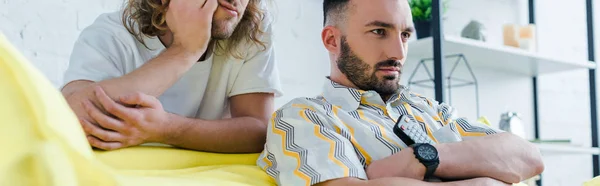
xmin=218 ymin=0 xmax=238 ymax=16
xmin=377 ymin=67 xmax=401 ymax=72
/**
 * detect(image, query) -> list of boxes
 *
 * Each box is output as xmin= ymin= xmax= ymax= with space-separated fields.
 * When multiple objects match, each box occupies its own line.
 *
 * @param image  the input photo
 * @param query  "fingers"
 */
xmin=83 ymin=98 xmax=126 ymax=132
xmin=203 ymin=0 xmax=218 ymax=11
xmin=119 ymin=92 xmax=161 ymax=109
xmin=83 ymin=98 xmax=127 ymax=131
xmin=92 ymin=86 xmax=141 ymax=122
xmin=87 ymin=135 xmax=123 ymax=151
xmin=80 ymin=118 xmax=124 ymax=142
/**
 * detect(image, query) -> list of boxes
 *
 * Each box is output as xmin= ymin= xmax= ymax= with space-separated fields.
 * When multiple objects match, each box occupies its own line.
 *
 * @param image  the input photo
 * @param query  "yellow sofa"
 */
xmin=0 ymin=32 xmax=578 ymax=186
xmin=0 ymin=32 xmax=275 ymax=186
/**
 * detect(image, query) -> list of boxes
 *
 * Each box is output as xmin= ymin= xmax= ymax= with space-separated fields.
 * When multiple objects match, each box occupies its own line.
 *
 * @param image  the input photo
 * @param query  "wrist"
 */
xmin=433 ymin=143 xmax=451 ymax=177
xmin=408 ymin=147 xmax=427 ymax=179
xmin=398 ymin=147 xmax=427 ymax=180
xmin=167 ymin=43 xmax=206 ymax=63
xmin=454 ymin=178 xmax=485 ymax=186
xmin=152 ymin=112 xmax=178 ymax=144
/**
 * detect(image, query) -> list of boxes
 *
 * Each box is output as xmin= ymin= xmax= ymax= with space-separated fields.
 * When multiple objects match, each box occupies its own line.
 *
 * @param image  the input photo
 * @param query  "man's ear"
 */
xmin=322 ymin=26 xmax=341 ymax=54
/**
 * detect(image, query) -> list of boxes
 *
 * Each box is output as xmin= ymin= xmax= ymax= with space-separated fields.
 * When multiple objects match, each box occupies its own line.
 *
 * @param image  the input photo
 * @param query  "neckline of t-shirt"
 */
xmin=142 ymin=35 xmax=166 ymax=51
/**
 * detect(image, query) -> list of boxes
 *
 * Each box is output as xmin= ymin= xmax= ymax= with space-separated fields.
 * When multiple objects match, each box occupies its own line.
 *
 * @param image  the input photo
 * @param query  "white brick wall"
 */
xmin=271 ymin=0 xmax=330 ymax=108
xmin=0 ymin=0 xmax=597 ymax=185
xmin=0 ymin=0 xmax=123 ymax=86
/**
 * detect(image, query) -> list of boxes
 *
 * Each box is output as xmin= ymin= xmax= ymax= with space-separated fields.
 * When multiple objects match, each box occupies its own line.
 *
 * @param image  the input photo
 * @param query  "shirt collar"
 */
xmin=322 ymin=78 xmax=406 ymax=111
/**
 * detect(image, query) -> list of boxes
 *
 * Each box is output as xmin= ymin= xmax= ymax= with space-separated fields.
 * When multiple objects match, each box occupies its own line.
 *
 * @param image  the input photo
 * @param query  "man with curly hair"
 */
xmin=61 ymin=0 xmax=281 ymax=153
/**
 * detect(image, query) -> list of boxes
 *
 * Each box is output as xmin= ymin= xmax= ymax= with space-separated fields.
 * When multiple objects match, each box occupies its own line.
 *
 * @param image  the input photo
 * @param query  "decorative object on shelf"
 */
xmin=503 ymin=24 xmax=537 ymax=52
xmin=407 ymin=54 xmax=480 ymax=117
xmin=409 ymin=0 xmax=448 ymax=39
xmin=460 ymin=20 xmax=486 ymax=42
xmin=499 ymin=111 xmax=526 ymax=139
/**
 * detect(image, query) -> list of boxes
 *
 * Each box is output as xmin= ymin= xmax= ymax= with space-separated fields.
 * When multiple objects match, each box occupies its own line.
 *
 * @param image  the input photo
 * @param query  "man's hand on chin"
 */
xmin=80 ymin=86 xmax=171 ymax=150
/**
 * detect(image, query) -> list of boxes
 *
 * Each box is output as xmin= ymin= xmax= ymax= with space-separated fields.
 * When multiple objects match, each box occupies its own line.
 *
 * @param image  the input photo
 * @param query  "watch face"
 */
xmin=417 ymin=144 xmax=438 ymax=161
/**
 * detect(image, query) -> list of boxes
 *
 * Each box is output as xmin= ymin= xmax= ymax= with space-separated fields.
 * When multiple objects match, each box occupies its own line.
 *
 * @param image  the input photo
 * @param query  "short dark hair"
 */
xmin=323 ymin=0 xmax=350 ymax=26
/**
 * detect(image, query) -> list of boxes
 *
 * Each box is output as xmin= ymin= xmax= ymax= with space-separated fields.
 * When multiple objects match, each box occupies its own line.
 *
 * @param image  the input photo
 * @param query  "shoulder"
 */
xmin=271 ymin=96 xmax=344 ymax=129
xmin=399 ymin=86 xmax=443 ymax=110
xmin=277 ymin=97 xmax=330 ymax=114
xmin=399 ymin=86 xmax=433 ymax=102
xmin=229 ymin=9 xmax=275 ymax=60
xmin=77 ymin=11 xmax=138 ymax=48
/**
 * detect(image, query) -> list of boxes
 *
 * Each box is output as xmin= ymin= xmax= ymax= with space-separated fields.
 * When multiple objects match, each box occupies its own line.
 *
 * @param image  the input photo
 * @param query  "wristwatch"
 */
xmin=411 ymin=143 xmax=440 ymax=179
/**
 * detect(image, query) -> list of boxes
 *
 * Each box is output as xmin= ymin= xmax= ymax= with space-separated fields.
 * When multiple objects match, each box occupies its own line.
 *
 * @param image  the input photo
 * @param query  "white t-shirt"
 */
xmin=63 ymin=11 xmax=282 ymax=120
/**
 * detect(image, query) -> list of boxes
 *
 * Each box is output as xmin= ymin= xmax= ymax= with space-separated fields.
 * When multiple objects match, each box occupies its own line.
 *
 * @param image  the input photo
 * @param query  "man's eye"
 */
xmin=401 ymin=32 xmax=411 ymax=39
xmin=371 ymin=29 xmax=386 ymax=36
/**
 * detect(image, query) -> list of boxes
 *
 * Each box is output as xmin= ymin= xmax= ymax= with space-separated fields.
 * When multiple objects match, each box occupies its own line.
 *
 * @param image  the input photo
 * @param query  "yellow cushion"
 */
xmin=95 ymin=146 xmax=275 ymax=185
xmin=116 ymin=165 xmax=274 ymax=186
xmin=94 ymin=146 xmax=261 ymax=170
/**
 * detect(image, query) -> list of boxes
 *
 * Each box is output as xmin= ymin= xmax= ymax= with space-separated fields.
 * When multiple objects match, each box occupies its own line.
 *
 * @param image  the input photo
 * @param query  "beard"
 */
xmin=211 ymin=18 xmax=239 ymax=40
xmin=337 ymin=36 xmax=402 ymax=97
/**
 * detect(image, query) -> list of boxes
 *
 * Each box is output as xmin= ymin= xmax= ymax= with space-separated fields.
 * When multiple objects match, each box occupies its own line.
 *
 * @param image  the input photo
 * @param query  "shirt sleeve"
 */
xmin=436 ymin=102 xmax=503 ymax=140
xmin=257 ymin=99 xmax=367 ymax=186
xmin=228 ymin=19 xmax=283 ymax=97
xmin=61 ymin=25 xmax=128 ymax=89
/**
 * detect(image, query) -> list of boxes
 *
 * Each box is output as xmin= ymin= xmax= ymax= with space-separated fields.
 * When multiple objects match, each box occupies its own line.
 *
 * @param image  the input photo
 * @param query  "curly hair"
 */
xmin=122 ymin=0 xmax=268 ymax=58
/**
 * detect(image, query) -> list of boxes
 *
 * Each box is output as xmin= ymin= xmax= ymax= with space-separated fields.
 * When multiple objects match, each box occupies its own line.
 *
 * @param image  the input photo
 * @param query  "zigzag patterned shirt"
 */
xmin=257 ymin=79 xmax=501 ymax=186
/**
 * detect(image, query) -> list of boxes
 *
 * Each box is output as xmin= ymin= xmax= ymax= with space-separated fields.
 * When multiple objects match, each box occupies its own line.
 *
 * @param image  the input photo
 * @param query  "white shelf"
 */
xmin=535 ymin=143 xmax=600 ymax=155
xmin=407 ymin=36 xmax=596 ymax=77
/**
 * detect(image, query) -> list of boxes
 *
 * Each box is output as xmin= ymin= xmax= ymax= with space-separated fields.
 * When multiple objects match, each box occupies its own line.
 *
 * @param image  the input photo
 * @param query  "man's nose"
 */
xmin=385 ymin=36 xmax=407 ymax=62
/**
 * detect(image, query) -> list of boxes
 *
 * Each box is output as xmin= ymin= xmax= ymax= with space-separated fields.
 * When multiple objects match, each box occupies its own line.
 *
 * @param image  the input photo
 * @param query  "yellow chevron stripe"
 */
xmin=333 ymin=106 xmax=373 ymax=165
xmin=423 ymin=122 xmax=439 ymax=143
xmin=292 ymin=104 xmax=315 ymax=111
xmin=425 ymin=98 xmax=433 ymax=107
xmin=300 ymin=110 xmax=349 ymax=177
xmin=432 ymin=115 xmax=442 ymax=123
xmin=438 ymin=111 xmax=452 ymax=125
xmin=390 ymin=94 xmax=402 ymax=103
xmin=403 ymin=103 xmax=414 ymax=116
xmin=414 ymin=115 xmax=424 ymax=123
xmin=361 ymin=97 xmax=391 ymax=117
xmin=334 ymin=125 xmax=341 ymax=134
xmin=261 ymin=154 xmax=271 ymax=170
xmin=455 ymin=122 xmax=487 ymax=137
xmin=271 ymin=112 xmax=311 ymax=185
xmin=358 ymin=110 xmax=403 ymax=148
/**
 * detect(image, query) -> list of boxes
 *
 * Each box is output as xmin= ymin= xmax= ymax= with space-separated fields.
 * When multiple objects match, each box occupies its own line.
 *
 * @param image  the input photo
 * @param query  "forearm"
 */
xmin=63 ymin=46 xmax=200 ymax=100
xmin=99 ymin=46 xmax=199 ymax=98
xmin=318 ymin=177 xmax=491 ymax=186
xmin=435 ymin=132 xmax=544 ymax=183
xmin=365 ymin=177 xmax=476 ymax=186
xmin=161 ymin=113 xmax=267 ymax=153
